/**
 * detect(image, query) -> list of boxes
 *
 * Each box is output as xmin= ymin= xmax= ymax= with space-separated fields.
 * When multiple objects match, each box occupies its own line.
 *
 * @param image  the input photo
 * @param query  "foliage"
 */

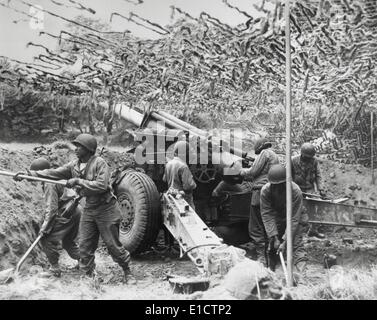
xmin=2 ymin=0 xmax=377 ymax=155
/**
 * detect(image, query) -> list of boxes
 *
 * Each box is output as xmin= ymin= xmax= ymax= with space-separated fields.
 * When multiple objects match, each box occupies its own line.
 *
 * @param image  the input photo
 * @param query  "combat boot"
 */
xmin=122 ymin=265 xmax=131 ymax=276
xmin=50 ymin=264 xmax=62 ymax=277
xmin=40 ymin=263 xmax=61 ymax=278
xmin=73 ymin=261 xmax=80 ymax=270
xmin=256 ymin=251 xmax=267 ymax=268
xmin=307 ymin=229 xmax=325 ymax=239
xmin=122 ymin=265 xmax=136 ymax=284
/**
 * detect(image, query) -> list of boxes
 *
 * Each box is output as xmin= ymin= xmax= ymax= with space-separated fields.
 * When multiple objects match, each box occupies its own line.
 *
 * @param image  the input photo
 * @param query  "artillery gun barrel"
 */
xmin=113 ymin=102 xmax=245 ymax=171
xmin=113 ymin=103 xmax=165 ymax=131
xmin=157 ymin=110 xmax=208 ymax=137
xmin=149 ymin=111 xmax=190 ymax=133
xmin=152 ymin=111 xmax=246 ymax=159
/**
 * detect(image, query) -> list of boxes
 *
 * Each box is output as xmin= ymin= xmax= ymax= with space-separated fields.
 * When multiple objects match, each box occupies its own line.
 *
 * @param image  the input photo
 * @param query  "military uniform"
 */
xmin=163 ymin=156 xmax=197 ymax=209
xmin=291 ymin=154 xmax=324 ymax=236
xmin=291 ymin=155 xmax=322 ymax=194
xmin=40 ymin=184 xmax=81 ymax=268
xmin=30 ymin=155 xmax=130 ymax=275
xmin=241 ymin=148 xmax=279 ymax=265
xmin=260 ymin=181 xmax=307 ymax=267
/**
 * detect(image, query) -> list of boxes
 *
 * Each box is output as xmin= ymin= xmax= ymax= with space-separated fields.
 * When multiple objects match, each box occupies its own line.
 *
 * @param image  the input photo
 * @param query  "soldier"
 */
xmin=163 ymin=140 xmax=197 ymax=209
xmin=291 ymin=143 xmax=325 ymax=239
xmin=14 ymin=134 xmax=131 ymax=279
xmin=29 ymin=157 xmax=81 ymax=277
xmin=260 ymin=164 xmax=308 ymax=272
xmin=239 ymin=138 xmax=279 ymax=266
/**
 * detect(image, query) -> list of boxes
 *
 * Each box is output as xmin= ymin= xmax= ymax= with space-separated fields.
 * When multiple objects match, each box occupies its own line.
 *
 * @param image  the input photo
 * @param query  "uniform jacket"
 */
xmin=260 ymin=181 xmax=303 ymax=241
xmin=31 ymin=156 xmax=114 ymax=209
xmin=242 ymin=148 xmax=279 ymax=190
xmin=163 ymin=157 xmax=197 ymax=194
xmin=42 ymin=183 xmax=77 ymax=232
xmin=291 ymin=155 xmax=322 ymax=192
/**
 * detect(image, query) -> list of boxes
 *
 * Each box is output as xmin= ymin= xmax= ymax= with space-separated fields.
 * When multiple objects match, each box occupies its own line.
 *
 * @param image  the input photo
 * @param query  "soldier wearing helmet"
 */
xmin=238 ymin=137 xmax=279 ymax=266
xmin=163 ymin=140 xmax=197 ymax=209
xmin=27 ymin=157 xmax=82 ymax=277
xmin=14 ymin=134 xmax=131 ymax=280
xmin=291 ymin=142 xmax=325 ymax=239
xmin=260 ymin=164 xmax=308 ymax=272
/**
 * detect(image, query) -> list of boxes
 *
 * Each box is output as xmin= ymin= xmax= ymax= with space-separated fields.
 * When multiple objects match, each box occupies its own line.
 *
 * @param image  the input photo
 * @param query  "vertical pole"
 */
xmin=372 ymin=111 xmax=375 ymax=184
xmin=285 ymin=0 xmax=293 ymax=287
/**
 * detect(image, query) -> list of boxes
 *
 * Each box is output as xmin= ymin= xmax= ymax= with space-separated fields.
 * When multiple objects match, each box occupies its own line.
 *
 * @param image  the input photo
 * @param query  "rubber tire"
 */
xmin=114 ymin=170 xmax=161 ymax=254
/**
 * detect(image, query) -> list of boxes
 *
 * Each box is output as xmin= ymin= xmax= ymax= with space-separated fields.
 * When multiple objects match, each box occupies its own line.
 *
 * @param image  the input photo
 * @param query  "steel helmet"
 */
xmin=30 ymin=157 xmax=51 ymax=171
xmin=268 ymin=164 xmax=286 ymax=184
xmin=301 ymin=143 xmax=316 ymax=158
xmin=254 ymin=138 xmax=272 ymax=155
xmin=72 ymin=133 xmax=97 ymax=153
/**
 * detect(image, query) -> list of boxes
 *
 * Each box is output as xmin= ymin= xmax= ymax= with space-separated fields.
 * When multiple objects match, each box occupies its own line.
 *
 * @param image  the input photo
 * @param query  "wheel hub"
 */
xmin=191 ymin=164 xmax=217 ymax=183
xmin=118 ymin=193 xmax=135 ymax=234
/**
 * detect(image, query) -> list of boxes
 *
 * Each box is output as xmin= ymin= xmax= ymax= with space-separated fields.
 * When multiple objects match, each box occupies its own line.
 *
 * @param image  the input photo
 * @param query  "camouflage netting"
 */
xmin=1 ymin=0 xmax=377 ymax=164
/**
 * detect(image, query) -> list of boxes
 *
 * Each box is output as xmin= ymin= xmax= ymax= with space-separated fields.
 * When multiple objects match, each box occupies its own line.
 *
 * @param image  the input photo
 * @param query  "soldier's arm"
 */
xmin=162 ymin=164 xmax=168 ymax=183
xmin=76 ymin=159 xmax=110 ymax=195
xmin=240 ymin=151 xmax=268 ymax=181
xmin=282 ymin=185 xmax=303 ymax=241
xmin=260 ymin=186 xmax=278 ymax=238
xmin=30 ymin=162 xmax=73 ymax=180
xmin=181 ymin=166 xmax=197 ymax=192
xmin=314 ymin=159 xmax=323 ymax=192
xmin=291 ymin=157 xmax=296 ymax=181
xmin=40 ymin=184 xmax=60 ymax=232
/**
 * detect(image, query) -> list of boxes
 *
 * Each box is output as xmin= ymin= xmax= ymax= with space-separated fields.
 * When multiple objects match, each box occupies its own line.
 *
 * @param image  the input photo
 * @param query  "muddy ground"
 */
xmin=1 ymin=142 xmax=377 ymax=300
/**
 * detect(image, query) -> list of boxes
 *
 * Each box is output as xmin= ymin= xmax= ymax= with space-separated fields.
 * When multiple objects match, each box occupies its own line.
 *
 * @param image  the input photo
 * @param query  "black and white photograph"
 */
xmin=1 ymin=0 xmax=377 ymax=304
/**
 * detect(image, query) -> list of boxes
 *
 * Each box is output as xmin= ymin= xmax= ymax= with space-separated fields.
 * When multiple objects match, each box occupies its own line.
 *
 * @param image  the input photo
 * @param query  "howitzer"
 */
xmin=108 ymin=102 xmax=377 ymax=278
xmin=108 ymin=102 xmax=256 ymax=275
xmin=113 ymin=103 xmax=254 ymax=181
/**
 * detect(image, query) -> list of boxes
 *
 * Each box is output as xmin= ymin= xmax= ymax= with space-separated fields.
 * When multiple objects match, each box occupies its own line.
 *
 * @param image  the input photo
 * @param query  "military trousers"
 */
xmin=268 ymin=219 xmax=308 ymax=270
xmin=248 ymin=189 xmax=268 ymax=265
xmin=79 ymin=199 xmax=130 ymax=274
xmin=41 ymin=208 xmax=81 ymax=266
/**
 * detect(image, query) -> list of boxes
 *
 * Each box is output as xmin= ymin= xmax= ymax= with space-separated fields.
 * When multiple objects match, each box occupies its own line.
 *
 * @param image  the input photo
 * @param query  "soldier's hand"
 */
xmin=277 ymin=240 xmax=286 ymax=254
xmin=13 ymin=171 xmax=28 ymax=181
xmin=273 ymin=236 xmax=281 ymax=251
xmin=239 ymin=168 xmax=247 ymax=177
xmin=66 ymin=178 xmax=80 ymax=188
xmin=39 ymin=221 xmax=48 ymax=236
xmin=268 ymin=236 xmax=280 ymax=253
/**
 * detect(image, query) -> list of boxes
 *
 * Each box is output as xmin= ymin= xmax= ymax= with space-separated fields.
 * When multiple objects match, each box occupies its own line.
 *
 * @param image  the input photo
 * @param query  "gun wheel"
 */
xmin=191 ymin=164 xmax=217 ymax=183
xmin=114 ymin=170 xmax=161 ymax=254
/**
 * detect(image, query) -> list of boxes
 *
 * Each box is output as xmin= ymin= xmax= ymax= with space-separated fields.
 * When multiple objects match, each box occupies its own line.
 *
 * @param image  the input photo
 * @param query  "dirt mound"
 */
xmin=0 ymin=146 xmax=46 ymax=270
xmin=0 ymin=142 xmax=82 ymax=271
xmin=318 ymin=157 xmax=377 ymax=207
xmin=305 ymin=230 xmax=377 ymax=268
